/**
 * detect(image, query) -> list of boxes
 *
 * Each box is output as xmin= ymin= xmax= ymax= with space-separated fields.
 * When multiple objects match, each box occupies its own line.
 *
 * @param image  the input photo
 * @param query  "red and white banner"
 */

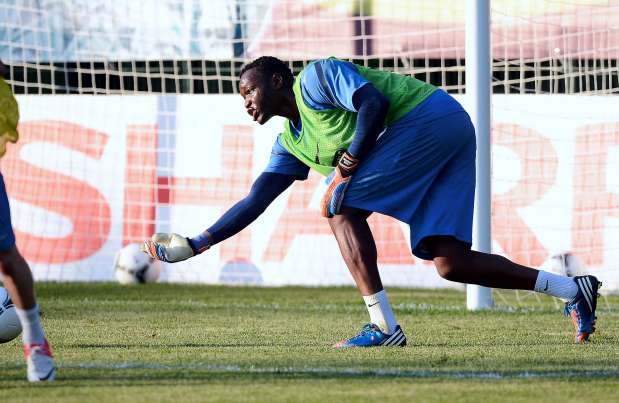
xmin=1 ymin=94 xmax=618 ymax=288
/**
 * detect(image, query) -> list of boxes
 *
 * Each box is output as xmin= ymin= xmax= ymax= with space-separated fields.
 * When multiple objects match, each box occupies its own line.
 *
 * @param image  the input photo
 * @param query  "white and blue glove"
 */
xmin=320 ymin=151 xmax=359 ymax=218
xmin=141 ymin=233 xmax=197 ymax=263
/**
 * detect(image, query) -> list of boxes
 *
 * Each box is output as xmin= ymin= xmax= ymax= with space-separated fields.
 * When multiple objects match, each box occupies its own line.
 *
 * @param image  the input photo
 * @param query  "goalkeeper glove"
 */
xmin=320 ymin=151 xmax=359 ymax=218
xmin=141 ymin=233 xmax=198 ymax=263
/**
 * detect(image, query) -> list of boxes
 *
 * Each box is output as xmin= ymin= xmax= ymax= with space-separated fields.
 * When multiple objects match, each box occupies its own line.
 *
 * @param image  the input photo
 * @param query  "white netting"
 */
xmin=4 ymin=1 xmax=619 ymax=95
xmin=1 ymin=0 xmax=618 ymax=292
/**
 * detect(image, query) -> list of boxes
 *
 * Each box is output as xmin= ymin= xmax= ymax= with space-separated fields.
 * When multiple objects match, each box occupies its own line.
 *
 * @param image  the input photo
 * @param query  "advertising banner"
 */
xmin=2 ymin=94 xmax=618 ymax=288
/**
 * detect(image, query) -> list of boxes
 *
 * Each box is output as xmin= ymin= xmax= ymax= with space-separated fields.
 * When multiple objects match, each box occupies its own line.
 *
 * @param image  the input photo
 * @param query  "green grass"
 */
xmin=1 ymin=284 xmax=618 ymax=402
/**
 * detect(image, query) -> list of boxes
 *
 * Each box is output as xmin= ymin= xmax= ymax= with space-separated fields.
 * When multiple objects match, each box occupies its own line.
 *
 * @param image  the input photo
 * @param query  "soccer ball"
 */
xmin=0 ymin=286 xmax=22 ymax=343
xmin=114 ymin=243 xmax=161 ymax=285
xmin=549 ymin=252 xmax=584 ymax=277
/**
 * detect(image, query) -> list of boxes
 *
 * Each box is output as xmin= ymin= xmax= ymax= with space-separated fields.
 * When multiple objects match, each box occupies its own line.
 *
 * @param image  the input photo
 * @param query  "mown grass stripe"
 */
xmin=59 ymin=362 xmax=619 ymax=379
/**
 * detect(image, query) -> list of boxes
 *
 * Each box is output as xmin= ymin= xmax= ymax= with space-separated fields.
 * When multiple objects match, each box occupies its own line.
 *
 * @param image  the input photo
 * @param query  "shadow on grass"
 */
xmin=4 ymin=365 xmax=619 ymax=387
xmin=69 ymin=339 xmax=615 ymax=349
xmin=70 ymin=342 xmax=310 ymax=349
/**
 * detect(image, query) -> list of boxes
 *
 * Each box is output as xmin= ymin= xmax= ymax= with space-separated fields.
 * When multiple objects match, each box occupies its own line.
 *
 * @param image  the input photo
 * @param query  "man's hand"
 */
xmin=141 ymin=233 xmax=196 ymax=263
xmin=321 ymin=151 xmax=359 ymax=218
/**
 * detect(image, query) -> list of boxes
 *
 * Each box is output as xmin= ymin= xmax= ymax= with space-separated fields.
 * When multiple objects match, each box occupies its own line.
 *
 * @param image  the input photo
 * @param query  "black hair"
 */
xmin=240 ymin=56 xmax=294 ymax=88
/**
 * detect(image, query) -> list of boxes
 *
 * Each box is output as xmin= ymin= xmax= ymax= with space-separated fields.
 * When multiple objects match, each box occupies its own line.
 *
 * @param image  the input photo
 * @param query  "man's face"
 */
xmin=239 ymin=68 xmax=280 ymax=125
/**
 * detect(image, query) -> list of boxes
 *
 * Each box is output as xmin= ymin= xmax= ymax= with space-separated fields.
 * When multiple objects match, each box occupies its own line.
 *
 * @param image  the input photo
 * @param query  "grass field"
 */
xmin=1 ymin=283 xmax=618 ymax=402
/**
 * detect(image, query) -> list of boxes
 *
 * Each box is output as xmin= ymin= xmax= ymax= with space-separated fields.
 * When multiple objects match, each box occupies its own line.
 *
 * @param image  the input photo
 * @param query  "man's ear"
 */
xmin=271 ymin=73 xmax=284 ymax=89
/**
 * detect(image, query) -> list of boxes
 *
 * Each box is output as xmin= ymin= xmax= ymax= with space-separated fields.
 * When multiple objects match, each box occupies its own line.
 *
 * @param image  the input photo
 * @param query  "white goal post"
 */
xmin=466 ymin=0 xmax=493 ymax=310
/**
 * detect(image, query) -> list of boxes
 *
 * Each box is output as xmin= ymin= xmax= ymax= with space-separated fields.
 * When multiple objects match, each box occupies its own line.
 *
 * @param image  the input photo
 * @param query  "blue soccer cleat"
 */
xmin=333 ymin=323 xmax=407 ymax=348
xmin=564 ymin=275 xmax=601 ymax=343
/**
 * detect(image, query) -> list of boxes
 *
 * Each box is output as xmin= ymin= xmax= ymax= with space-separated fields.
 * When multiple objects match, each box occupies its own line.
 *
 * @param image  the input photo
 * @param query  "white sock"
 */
xmin=534 ymin=270 xmax=578 ymax=300
xmin=15 ymin=305 xmax=46 ymax=345
xmin=363 ymin=290 xmax=398 ymax=335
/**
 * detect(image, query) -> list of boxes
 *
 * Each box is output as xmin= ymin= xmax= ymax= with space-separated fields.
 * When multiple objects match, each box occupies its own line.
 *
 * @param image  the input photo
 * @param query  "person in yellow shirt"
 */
xmin=0 ymin=60 xmax=56 ymax=382
xmin=0 ymin=63 xmax=19 ymax=158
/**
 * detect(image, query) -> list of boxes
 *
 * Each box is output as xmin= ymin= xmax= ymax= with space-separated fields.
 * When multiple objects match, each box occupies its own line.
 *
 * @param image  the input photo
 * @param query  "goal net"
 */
xmin=1 ymin=0 xmax=618 ymax=297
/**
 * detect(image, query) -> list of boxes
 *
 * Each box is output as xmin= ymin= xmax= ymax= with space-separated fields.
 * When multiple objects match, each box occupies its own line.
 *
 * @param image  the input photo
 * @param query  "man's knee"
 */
xmin=433 ymin=256 xmax=461 ymax=281
xmin=426 ymin=236 xmax=472 ymax=281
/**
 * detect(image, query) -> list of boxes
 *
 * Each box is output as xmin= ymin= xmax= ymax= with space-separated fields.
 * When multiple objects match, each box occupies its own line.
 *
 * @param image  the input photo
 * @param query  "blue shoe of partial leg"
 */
xmin=564 ymin=275 xmax=601 ymax=343
xmin=333 ymin=323 xmax=406 ymax=348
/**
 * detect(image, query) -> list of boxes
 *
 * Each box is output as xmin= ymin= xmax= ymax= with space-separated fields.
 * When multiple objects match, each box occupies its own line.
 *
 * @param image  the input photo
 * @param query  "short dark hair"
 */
xmin=240 ymin=56 xmax=294 ymax=88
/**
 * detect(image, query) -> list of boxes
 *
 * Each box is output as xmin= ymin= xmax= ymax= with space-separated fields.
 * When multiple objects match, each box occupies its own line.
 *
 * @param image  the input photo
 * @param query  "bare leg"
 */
xmin=328 ymin=206 xmax=403 ymax=341
xmin=425 ymin=236 xmax=539 ymax=289
xmin=0 ymin=246 xmax=36 ymax=309
xmin=1 ymin=245 xmax=56 ymax=381
xmin=327 ymin=207 xmax=382 ymax=295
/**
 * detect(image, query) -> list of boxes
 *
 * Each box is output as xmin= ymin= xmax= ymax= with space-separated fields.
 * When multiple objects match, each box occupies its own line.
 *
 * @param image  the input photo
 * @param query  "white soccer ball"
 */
xmin=549 ymin=252 xmax=585 ymax=277
xmin=114 ymin=243 xmax=161 ymax=285
xmin=0 ymin=286 xmax=22 ymax=343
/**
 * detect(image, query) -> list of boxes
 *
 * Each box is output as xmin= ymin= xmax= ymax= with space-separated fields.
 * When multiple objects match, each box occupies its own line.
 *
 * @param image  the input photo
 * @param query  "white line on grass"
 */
xmin=62 ymin=362 xmax=619 ymax=379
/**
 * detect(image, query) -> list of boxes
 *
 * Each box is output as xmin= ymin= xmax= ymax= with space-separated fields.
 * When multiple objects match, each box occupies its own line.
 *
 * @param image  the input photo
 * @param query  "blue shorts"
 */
xmin=0 ymin=172 xmax=16 ymax=252
xmin=342 ymin=90 xmax=476 ymax=260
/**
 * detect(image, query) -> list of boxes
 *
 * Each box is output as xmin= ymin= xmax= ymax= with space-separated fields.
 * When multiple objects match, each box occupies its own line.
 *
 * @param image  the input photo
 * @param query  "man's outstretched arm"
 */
xmin=142 ymin=172 xmax=297 ymax=262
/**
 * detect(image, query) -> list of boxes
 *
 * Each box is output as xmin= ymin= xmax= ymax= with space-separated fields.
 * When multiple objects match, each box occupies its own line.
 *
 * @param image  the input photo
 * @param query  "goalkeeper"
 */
xmin=0 ymin=60 xmax=56 ymax=380
xmin=144 ymin=56 xmax=600 ymax=346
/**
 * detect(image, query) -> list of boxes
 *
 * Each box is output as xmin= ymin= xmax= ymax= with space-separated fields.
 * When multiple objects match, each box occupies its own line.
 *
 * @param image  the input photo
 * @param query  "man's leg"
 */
xmin=0 ymin=246 xmax=56 ymax=381
xmin=328 ymin=207 xmax=405 ymax=347
xmin=1 ymin=246 xmax=36 ymax=309
xmin=328 ymin=207 xmax=381 ymax=295
xmin=425 ymin=236 xmax=539 ymax=289
xmin=425 ymin=236 xmax=601 ymax=343
xmin=0 ymin=170 xmax=55 ymax=381
xmin=425 ymin=235 xmax=577 ymax=293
